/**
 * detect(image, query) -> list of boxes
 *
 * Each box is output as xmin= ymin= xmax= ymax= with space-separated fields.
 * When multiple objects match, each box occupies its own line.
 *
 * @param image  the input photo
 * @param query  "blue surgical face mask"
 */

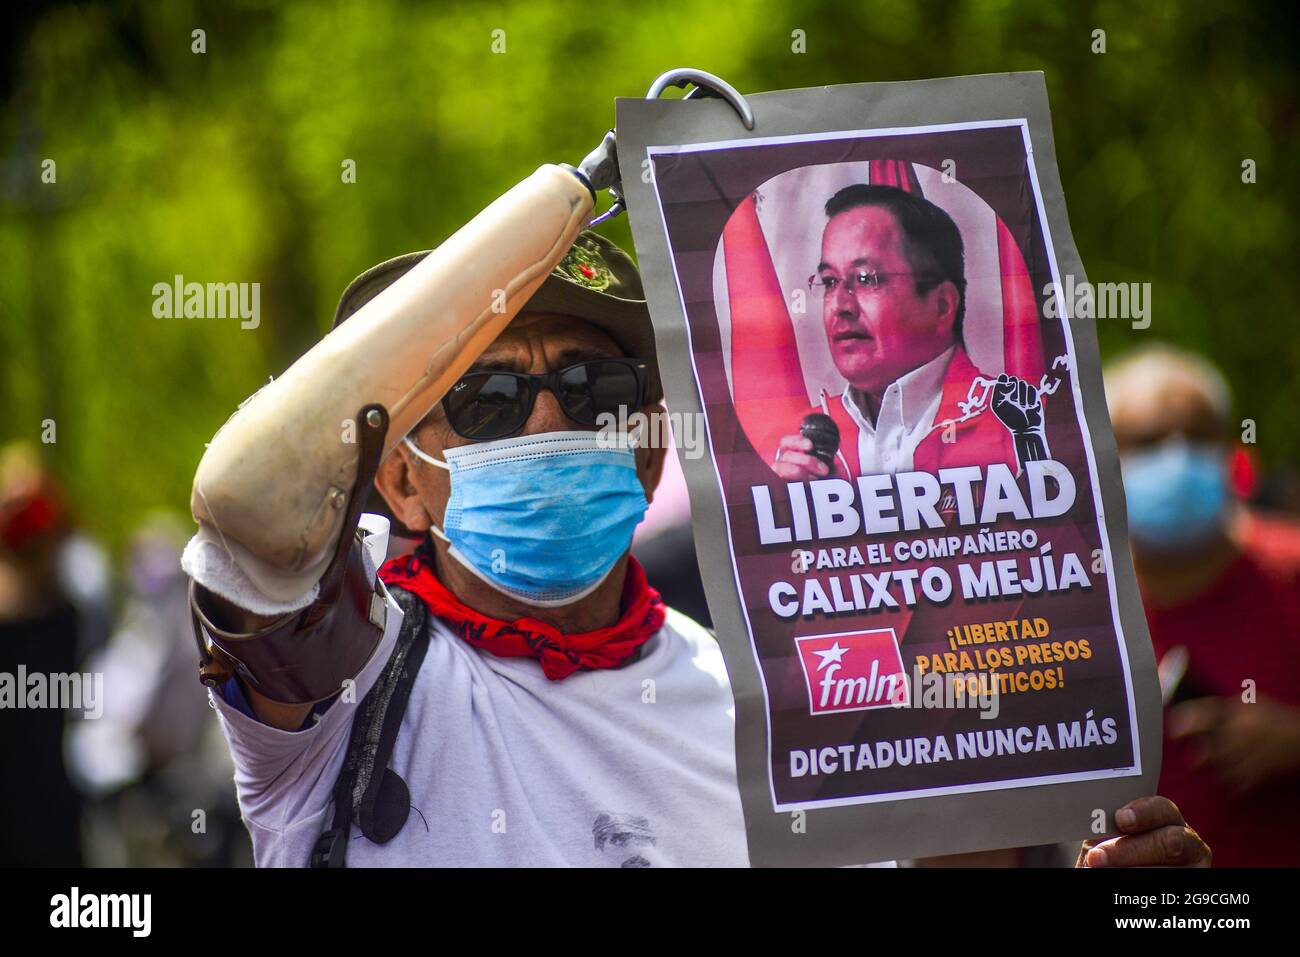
xmin=403 ymin=430 xmax=649 ymax=607
xmin=1121 ymin=438 xmax=1229 ymax=553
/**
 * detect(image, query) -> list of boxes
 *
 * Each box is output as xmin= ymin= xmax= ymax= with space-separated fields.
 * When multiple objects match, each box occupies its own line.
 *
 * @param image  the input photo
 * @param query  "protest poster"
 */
xmin=618 ymin=73 xmax=1162 ymax=865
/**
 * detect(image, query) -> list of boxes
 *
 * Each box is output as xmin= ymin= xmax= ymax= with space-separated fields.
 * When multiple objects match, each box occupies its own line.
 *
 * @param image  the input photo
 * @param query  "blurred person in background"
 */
xmin=0 ymin=443 xmax=107 ymax=866
xmin=1107 ymin=344 xmax=1300 ymax=866
xmin=70 ymin=513 xmax=249 ymax=867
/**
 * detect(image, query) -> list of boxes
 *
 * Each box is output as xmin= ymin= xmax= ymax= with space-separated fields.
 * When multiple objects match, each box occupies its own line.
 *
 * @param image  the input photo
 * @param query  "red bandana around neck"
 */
xmin=378 ymin=544 xmax=667 ymax=681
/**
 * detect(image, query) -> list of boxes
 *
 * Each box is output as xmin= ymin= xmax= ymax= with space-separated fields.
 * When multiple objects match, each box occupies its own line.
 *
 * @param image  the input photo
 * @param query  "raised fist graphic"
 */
xmin=990 ymin=373 xmax=1050 ymax=467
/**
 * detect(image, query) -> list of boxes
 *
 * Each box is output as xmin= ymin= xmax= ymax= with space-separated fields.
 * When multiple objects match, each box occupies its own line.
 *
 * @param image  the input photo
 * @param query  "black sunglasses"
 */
xmin=442 ymin=358 xmax=649 ymax=440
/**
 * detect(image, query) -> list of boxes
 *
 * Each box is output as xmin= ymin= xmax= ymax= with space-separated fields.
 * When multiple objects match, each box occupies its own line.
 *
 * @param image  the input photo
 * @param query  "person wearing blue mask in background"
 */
xmin=1107 ymin=344 xmax=1300 ymax=866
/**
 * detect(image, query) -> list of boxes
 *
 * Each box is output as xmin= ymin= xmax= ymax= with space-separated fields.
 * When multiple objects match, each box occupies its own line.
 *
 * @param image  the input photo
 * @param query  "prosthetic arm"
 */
xmin=189 ymin=140 xmax=622 ymax=704
xmin=188 ymin=69 xmax=752 ymax=705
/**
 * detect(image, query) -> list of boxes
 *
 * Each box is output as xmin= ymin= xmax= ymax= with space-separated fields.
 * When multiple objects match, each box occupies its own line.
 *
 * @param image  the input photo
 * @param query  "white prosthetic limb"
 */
xmin=190 ymin=152 xmax=615 ymax=606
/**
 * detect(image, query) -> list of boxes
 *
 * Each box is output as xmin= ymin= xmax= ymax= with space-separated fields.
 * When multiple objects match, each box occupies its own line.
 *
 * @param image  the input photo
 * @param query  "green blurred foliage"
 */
xmin=1 ymin=0 xmax=1296 ymax=552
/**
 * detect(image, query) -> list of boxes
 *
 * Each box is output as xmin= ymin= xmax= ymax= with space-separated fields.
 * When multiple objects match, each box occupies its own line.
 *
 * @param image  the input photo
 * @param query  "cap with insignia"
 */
xmin=332 ymin=230 xmax=662 ymax=403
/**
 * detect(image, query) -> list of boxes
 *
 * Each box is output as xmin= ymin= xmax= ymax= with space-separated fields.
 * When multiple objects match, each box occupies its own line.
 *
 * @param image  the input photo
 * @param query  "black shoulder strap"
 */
xmin=309 ymin=584 xmax=430 ymax=868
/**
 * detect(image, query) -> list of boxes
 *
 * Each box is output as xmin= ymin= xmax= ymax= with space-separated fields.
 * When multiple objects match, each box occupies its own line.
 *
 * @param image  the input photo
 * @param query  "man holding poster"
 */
xmin=181 ymin=69 xmax=1204 ymax=870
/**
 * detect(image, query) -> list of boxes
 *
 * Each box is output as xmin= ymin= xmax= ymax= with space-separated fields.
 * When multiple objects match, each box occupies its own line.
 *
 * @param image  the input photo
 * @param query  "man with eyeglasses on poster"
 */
xmin=181 ymin=159 xmax=1208 ymax=868
xmin=772 ymin=184 xmax=1042 ymax=483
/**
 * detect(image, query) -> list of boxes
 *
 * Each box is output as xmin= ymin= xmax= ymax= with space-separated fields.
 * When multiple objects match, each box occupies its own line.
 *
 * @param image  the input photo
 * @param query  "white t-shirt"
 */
xmin=211 ymin=586 xmax=756 ymax=867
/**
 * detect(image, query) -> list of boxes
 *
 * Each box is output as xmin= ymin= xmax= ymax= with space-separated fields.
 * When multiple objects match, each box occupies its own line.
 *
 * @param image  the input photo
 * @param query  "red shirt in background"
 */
xmin=1143 ymin=511 xmax=1300 ymax=866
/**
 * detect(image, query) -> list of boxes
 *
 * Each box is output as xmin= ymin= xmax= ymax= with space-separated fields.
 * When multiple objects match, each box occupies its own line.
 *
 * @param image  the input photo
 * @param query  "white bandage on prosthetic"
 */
xmin=182 ymin=525 xmax=320 ymax=617
xmin=182 ymin=513 xmax=393 ymax=617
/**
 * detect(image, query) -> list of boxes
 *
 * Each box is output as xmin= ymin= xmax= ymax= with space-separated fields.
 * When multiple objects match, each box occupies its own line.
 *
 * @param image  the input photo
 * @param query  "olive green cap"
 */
xmin=332 ymin=231 xmax=662 ymax=402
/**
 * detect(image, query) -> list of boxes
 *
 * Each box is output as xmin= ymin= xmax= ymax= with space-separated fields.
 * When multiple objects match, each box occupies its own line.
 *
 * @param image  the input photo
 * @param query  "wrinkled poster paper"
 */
xmin=619 ymin=74 xmax=1160 ymax=865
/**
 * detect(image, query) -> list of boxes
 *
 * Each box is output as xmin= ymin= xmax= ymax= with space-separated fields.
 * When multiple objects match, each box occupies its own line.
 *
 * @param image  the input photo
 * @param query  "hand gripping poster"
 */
xmin=619 ymin=73 xmax=1161 ymax=865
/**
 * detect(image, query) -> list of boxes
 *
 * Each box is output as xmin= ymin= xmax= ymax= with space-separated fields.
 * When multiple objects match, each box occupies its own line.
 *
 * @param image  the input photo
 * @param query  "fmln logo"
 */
xmin=795 ymin=629 xmax=909 ymax=715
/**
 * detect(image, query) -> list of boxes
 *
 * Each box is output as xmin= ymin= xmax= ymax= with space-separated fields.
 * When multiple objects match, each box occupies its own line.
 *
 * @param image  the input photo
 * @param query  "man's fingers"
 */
xmin=1114 ymin=795 xmax=1186 ymax=833
xmin=1080 ymin=798 xmax=1209 ymax=868
xmin=777 ymin=434 xmax=814 ymax=454
xmin=1086 ymin=825 xmax=1209 ymax=868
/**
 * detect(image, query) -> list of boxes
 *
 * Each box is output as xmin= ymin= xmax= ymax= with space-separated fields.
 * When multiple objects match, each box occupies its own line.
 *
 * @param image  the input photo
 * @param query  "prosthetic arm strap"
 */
xmin=310 ymin=585 xmax=430 ymax=868
xmin=190 ymin=405 xmax=391 ymax=705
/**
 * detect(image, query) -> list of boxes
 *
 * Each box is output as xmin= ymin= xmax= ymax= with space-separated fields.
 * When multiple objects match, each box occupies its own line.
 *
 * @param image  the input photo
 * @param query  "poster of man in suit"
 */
xmin=619 ymin=75 xmax=1161 ymax=865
